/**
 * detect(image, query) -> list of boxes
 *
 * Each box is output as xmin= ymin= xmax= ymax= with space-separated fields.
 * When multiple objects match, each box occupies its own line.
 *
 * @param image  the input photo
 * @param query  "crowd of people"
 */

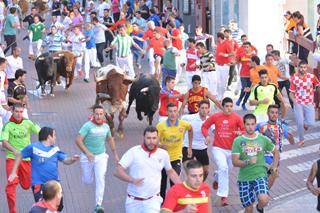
xmin=0 ymin=0 xmax=319 ymax=213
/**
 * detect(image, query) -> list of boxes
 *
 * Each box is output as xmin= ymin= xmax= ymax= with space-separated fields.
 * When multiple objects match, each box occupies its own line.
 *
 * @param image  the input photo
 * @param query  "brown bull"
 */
xmin=95 ymin=66 xmax=133 ymax=138
xmin=52 ymin=51 xmax=77 ymax=90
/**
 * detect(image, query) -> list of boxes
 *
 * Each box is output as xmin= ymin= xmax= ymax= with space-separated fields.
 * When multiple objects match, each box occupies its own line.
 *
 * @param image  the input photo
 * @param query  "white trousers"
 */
xmin=74 ymin=53 xmax=84 ymax=77
xmin=148 ymin=48 xmax=155 ymax=75
xmin=84 ymin=48 xmax=100 ymax=79
xmin=212 ymin=146 xmax=233 ymax=197
xmin=175 ymin=50 xmax=184 ymax=84
xmin=186 ymin=71 xmax=201 ymax=89
xmin=202 ymin=71 xmax=218 ymax=97
xmin=29 ymin=39 xmax=43 ymax=57
xmin=125 ymin=194 xmax=162 ymax=213
xmin=216 ymin=64 xmax=230 ymax=101
xmin=80 ymin=152 xmax=109 ymax=206
xmin=116 ymin=54 xmax=135 ymax=78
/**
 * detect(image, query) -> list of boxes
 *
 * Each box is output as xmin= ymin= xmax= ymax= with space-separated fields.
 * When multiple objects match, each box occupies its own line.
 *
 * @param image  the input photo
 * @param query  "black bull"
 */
xmin=126 ymin=74 xmax=160 ymax=125
xmin=35 ymin=51 xmax=77 ymax=96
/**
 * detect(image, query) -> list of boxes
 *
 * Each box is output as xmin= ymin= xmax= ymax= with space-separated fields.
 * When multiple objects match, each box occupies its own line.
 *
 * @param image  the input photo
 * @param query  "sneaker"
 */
xmin=234 ymin=89 xmax=239 ymax=95
xmin=242 ymin=104 xmax=247 ymax=111
xmin=84 ymin=78 xmax=89 ymax=83
xmin=94 ymin=205 xmax=104 ymax=213
xmin=212 ymin=181 xmax=218 ymax=190
xmin=226 ymin=86 xmax=231 ymax=91
xmin=256 ymin=204 xmax=264 ymax=213
xmin=221 ymin=197 xmax=228 ymax=206
xmin=303 ymin=124 xmax=309 ymax=131
xmin=137 ymin=64 xmax=142 ymax=69
xmin=236 ymin=99 xmax=241 ymax=106
xmin=298 ymin=140 xmax=305 ymax=146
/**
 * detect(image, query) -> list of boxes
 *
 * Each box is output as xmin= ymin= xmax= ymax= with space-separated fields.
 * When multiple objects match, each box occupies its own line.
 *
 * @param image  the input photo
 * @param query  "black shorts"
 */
xmin=182 ymin=147 xmax=209 ymax=166
xmin=154 ymin=54 xmax=163 ymax=64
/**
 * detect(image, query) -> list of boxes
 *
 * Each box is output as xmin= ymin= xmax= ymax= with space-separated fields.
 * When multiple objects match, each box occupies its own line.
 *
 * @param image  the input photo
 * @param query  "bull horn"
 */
xmin=140 ymin=87 xmax=149 ymax=92
xmin=97 ymin=93 xmax=111 ymax=99
xmin=38 ymin=56 xmax=45 ymax=61
xmin=58 ymin=53 xmax=64 ymax=57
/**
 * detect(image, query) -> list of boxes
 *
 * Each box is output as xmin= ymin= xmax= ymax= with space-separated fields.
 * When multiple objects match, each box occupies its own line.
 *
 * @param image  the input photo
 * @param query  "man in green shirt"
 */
xmin=249 ymin=69 xmax=286 ymax=123
xmin=1 ymin=103 xmax=41 ymax=213
xmin=162 ymin=39 xmax=179 ymax=87
xmin=75 ymin=104 xmax=119 ymax=213
xmin=4 ymin=7 xmax=18 ymax=54
xmin=232 ymin=113 xmax=279 ymax=213
xmin=28 ymin=15 xmax=45 ymax=59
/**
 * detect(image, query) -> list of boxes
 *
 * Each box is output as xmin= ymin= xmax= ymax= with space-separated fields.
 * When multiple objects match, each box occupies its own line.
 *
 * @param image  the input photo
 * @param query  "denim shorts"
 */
xmin=238 ymin=177 xmax=269 ymax=207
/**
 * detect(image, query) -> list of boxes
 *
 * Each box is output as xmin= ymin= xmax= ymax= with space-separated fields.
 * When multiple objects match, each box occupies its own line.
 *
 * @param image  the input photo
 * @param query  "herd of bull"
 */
xmin=35 ymin=52 xmax=160 ymax=138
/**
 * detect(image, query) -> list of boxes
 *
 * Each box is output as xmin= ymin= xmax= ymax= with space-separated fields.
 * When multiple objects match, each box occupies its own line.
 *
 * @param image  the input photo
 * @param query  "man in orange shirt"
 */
xmin=146 ymin=29 xmax=165 ymax=78
xmin=250 ymin=56 xmax=265 ymax=86
xmin=264 ymin=53 xmax=289 ymax=87
xmin=215 ymin=32 xmax=233 ymax=101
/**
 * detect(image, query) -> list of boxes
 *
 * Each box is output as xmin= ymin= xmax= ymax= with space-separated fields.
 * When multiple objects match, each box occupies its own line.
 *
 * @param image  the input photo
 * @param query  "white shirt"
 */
xmin=97 ymin=2 xmax=111 ymax=19
xmin=119 ymin=145 xmax=172 ymax=198
xmin=182 ymin=113 xmax=214 ymax=150
xmin=93 ymin=23 xmax=107 ymax=44
xmin=5 ymin=55 xmax=23 ymax=79
xmin=70 ymin=33 xmax=85 ymax=55
xmin=62 ymin=16 xmax=72 ymax=32
xmin=0 ymin=71 xmax=6 ymax=104
xmin=275 ymin=56 xmax=291 ymax=81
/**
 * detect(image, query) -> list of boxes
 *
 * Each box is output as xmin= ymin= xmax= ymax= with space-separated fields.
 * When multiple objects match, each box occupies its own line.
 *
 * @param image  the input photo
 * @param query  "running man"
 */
xmin=8 ymin=127 xmax=79 ymax=212
xmin=256 ymin=105 xmax=294 ymax=188
xmin=306 ymin=158 xmax=320 ymax=212
xmin=161 ymin=160 xmax=212 ymax=213
xmin=114 ymin=126 xmax=181 ymax=213
xmin=249 ymin=69 xmax=286 ymax=123
xmin=232 ymin=113 xmax=279 ymax=213
xmin=182 ymin=100 xmax=211 ymax=181
xmin=1 ymin=103 xmax=41 ymax=213
xmin=156 ymin=102 xmax=193 ymax=200
xmin=75 ymin=105 xmax=119 ymax=213
xmin=202 ymin=97 xmax=244 ymax=206
xmin=289 ymin=60 xmax=320 ymax=146
xmin=179 ymin=75 xmax=222 ymax=115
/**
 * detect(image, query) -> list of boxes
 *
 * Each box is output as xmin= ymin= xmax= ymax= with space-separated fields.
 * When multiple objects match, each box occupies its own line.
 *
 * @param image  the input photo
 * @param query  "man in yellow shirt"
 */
xmin=156 ymin=102 xmax=193 ymax=200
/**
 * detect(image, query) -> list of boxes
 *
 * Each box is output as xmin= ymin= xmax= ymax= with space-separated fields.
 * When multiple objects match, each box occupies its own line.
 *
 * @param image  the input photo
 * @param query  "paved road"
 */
xmin=0 ymin=28 xmax=319 ymax=213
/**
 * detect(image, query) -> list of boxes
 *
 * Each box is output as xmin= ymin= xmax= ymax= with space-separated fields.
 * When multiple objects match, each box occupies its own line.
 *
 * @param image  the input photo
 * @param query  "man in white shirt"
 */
xmin=181 ymin=99 xmax=212 ymax=181
xmin=114 ymin=126 xmax=181 ymax=213
xmin=96 ymin=0 xmax=111 ymax=22
xmin=6 ymin=47 xmax=23 ymax=83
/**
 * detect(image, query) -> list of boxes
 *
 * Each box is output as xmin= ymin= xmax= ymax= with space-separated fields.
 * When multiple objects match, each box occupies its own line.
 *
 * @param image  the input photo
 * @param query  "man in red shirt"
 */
xmin=236 ymin=42 xmax=256 ymax=110
xmin=159 ymin=76 xmax=183 ymax=122
xmin=224 ymin=29 xmax=239 ymax=88
xmin=237 ymin=34 xmax=258 ymax=56
xmin=185 ymin=38 xmax=200 ymax=89
xmin=202 ymin=97 xmax=244 ymax=206
xmin=161 ymin=160 xmax=212 ymax=213
xmin=215 ymin=32 xmax=233 ymax=101
xmin=146 ymin=29 xmax=165 ymax=78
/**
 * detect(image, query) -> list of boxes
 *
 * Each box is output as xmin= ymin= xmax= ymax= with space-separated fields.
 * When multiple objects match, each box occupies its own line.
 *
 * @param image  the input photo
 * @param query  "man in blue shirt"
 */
xmin=8 ymin=127 xmax=79 ymax=212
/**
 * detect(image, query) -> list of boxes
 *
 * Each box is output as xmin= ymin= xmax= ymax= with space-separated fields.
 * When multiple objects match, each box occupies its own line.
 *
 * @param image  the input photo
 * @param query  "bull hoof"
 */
xmin=50 ymin=93 xmax=55 ymax=97
xmin=137 ymin=115 xmax=143 ymax=120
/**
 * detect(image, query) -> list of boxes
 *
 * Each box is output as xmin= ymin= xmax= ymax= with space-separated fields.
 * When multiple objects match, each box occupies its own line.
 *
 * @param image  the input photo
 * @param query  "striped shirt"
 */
xmin=111 ymin=34 xmax=136 ymax=57
xmin=42 ymin=34 xmax=66 ymax=52
xmin=199 ymin=52 xmax=215 ymax=72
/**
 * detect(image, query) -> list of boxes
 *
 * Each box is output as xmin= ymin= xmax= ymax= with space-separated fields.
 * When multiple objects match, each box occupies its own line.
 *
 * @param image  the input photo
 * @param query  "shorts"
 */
xmin=238 ymin=177 xmax=269 ymax=208
xmin=182 ymin=147 xmax=209 ymax=166
xmin=154 ymin=54 xmax=163 ymax=64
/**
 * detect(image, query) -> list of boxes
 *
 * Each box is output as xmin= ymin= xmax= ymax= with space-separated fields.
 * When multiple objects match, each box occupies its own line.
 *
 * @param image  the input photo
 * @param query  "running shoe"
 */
xmin=84 ymin=78 xmax=90 ymax=83
xmin=236 ymin=99 xmax=241 ymax=106
xmin=298 ymin=140 xmax=305 ymax=146
xmin=221 ymin=197 xmax=228 ymax=206
xmin=94 ymin=205 xmax=104 ymax=213
xmin=256 ymin=204 xmax=264 ymax=213
xmin=212 ymin=172 xmax=218 ymax=190
xmin=242 ymin=104 xmax=247 ymax=111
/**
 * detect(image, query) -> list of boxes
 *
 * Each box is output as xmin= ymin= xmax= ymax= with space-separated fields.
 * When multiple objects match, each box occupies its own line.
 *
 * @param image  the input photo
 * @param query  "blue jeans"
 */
xmin=162 ymin=68 xmax=176 ymax=87
xmin=237 ymin=77 xmax=252 ymax=105
xmin=132 ymin=49 xmax=141 ymax=65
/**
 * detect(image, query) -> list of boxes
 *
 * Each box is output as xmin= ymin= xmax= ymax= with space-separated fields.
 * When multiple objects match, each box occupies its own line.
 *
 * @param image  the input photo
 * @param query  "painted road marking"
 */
xmin=281 ymin=144 xmax=319 ymax=161
xmin=287 ymin=160 xmax=316 ymax=173
xmin=282 ymin=132 xmax=320 ymax=146
xmin=288 ymin=121 xmax=320 ymax=131
xmin=272 ymin=187 xmax=307 ymax=201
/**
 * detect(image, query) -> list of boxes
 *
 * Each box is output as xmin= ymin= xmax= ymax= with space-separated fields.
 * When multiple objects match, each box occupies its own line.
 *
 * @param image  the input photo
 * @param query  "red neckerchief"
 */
xmin=88 ymin=115 xmax=106 ymax=126
xmin=32 ymin=201 xmax=57 ymax=211
xmin=9 ymin=116 xmax=23 ymax=124
xmin=141 ymin=144 xmax=158 ymax=158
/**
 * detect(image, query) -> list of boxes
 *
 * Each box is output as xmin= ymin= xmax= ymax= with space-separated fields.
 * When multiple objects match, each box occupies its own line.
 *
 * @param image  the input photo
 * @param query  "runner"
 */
xmin=114 ymin=126 xmax=181 ymax=213
xmin=232 ymin=113 xmax=280 ymax=213
xmin=161 ymin=160 xmax=212 ymax=213
xmin=106 ymin=24 xmax=145 ymax=79
xmin=1 ymin=103 xmax=41 ymax=213
xmin=41 ymin=25 xmax=66 ymax=53
xmin=3 ymin=7 xmax=18 ymax=54
xmin=28 ymin=15 xmax=45 ymax=59
xmin=215 ymin=32 xmax=233 ymax=101
xmin=8 ymin=127 xmax=80 ymax=211
xmin=146 ymin=29 xmax=165 ymax=77
xmin=236 ymin=42 xmax=256 ymax=110
xmin=194 ymin=25 xmax=215 ymax=48
xmin=249 ymin=69 xmax=286 ymax=123
xmin=182 ymin=100 xmax=211 ymax=181
xmin=185 ymin=38 xmax=199 ymax=89
xmin=68 ymin=25 xmax=85 ymax=78
xmin=256 ymin=105 xmax=294 ymax=188
xmin=179 ymin=75 xmax=222 ymax=115
xmin=75 ymin=105 xmax=119 ymax=212
xmin=249 ymin=56 xmax=265 ymax=87
xmin=156 ymin=102 xmax=193 ymax=200
xmin=161 ymin=39 xmax=179 ymax=87
xmin=7 ymin=69 xmax=29 ymax=118
xmin=306 ymin=159 xmax=320 ymax=212
xmin=264 ymin=53 xmax=289 ymax=87
xmin=6 ymin=47 xmax=23 ymax=83
xmin=202 ymin=97 xmax=244 ymax=206
xmin=289 ymin=60 xmax=320 ymax=146
xmin=196 ymin=42 xmax=217 ymax=97
xmin=159 ymin=76 xmax=183 ymax=122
